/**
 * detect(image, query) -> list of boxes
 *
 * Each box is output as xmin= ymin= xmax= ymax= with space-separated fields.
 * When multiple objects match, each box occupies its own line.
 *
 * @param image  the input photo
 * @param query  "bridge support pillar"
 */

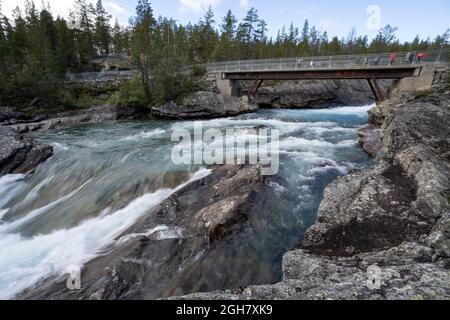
xmin=216 ymin=73 xmax=239 ymax=97
xmin=367 ymin=78 xmax=386 ymax=102
xmin=248 ymin=79 xmax=264 ymax=98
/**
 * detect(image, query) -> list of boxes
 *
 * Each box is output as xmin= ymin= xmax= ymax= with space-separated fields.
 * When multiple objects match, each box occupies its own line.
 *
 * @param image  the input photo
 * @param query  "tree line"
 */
xmin=0 ymin=0 xmax=449 ymax=108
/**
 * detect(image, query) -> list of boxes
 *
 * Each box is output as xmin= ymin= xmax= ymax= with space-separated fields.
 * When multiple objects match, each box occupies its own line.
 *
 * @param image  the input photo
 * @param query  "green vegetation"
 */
xmin=108 ymin=80 xmax=148 ymax=108
xmin=0 ymin=0 xmax=449 ymax=111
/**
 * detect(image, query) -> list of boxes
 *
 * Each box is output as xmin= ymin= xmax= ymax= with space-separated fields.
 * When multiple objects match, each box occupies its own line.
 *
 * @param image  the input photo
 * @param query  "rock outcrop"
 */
xmin=0 ymin=127 xmax=53 ymax=176
xmin=7 ymin=105 xmax=148 ymax=133
xmin=18 ymin=165 xmax=267 ymax=300
xmin=152 ymin=91 xmax=257 ymax=119
xmin=0 ymin=107 xmax=32 ymax=125
xmin=253 ymin=79 xmax=390 ymax=108
xmin=173 ymin=66 xmax=450 ymax=300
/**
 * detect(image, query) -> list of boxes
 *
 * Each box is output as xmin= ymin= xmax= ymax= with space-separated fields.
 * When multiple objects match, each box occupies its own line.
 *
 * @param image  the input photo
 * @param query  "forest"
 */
xmin=0 ymin=0 xmax=449 ymax=109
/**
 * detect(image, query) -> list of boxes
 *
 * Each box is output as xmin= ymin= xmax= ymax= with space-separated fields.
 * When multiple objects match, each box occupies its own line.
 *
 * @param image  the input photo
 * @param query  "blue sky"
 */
xmin=2 ymin=0 xmax=449 ymax=41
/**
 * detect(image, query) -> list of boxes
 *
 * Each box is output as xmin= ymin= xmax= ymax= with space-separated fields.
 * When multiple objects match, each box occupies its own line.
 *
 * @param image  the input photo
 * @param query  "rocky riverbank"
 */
xmin=152 ymin=91 xmax=257 ymax=119
xmin=0 ymin=127 xmax=53 ymax=176
xmin=172 ymin=69 xmax=450 ymax=300
xmin=3 ymin=105 xmax=148 ymax=134
xmin=252 ymin=79 xmax=390 ymax=108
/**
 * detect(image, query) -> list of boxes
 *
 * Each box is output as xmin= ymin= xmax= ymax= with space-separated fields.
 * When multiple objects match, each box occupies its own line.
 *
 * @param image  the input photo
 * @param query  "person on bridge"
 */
xmin=406 ymin=52 xmax=415 ymax=64
xmin=373 ymin=56 xmax=380 ymax=65
xmin=389 ymin=53 xmax=397 ymax=65
xmin=416 ymin=52 xmax=425 ymax=64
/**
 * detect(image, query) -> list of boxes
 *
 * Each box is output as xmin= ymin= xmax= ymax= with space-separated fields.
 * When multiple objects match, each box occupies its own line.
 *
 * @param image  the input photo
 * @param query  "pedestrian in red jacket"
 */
xmin=389 ymin=53 xmax=397 ymax=65
xmin=416 ymin=52 xmax=425 ymax=64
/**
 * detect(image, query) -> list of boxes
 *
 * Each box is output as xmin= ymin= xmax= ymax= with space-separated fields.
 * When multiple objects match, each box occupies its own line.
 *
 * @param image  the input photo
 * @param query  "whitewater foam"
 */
xmin=120 ymin=129 xmax=165 ymax=141
xmin=0 ymin=168 xmax=211 ymax=299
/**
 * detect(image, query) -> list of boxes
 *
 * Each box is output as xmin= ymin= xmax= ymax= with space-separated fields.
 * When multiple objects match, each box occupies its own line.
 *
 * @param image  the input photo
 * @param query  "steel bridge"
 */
xmin=66 ymin=49 xmax=450 ymax=102
xmin=204 ymin=50 xmax=450 ymax=101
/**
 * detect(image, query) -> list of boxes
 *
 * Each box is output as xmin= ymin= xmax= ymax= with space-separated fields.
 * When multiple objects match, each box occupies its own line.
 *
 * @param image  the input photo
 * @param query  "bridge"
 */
xmin=205 ymin=50 xmax=450 ymax=101
xmin=66 ymin=50 xmax=450 ymax=102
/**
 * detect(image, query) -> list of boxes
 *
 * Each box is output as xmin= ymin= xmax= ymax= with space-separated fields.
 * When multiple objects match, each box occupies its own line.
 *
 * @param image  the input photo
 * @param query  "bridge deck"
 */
xmin=222 ymin=65 xmax=422 ymax=80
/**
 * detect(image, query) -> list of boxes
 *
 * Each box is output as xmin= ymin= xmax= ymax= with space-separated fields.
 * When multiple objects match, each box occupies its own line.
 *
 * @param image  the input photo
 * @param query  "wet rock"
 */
xmin=178 ymin=243 xmax=449 ymax=300
xmin=301 ymin=89 xmax=450 ymax=256
xmin=17 ymin=165 xmax=267 ymax=300
xmin=358 ymin=125 xmax=382 ymax=156
xmin=152 ymin=91 xmax=257 ymax=119
xmin=0 ymin=127 xmax=53 ymax=176
xmin=253 ymin=80 xmax=390 ymax=108
xmin=300 ymin=162 xmax=431 ymax=256
xmin=0 ymin=107 xmax=31 ymax=125
xmin=8 ymin=105 xmax=149 ymax=133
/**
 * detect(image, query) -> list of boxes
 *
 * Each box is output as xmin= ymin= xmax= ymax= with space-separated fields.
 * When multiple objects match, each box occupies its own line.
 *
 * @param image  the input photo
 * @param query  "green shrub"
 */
xmin=190 ymin=65 xmax=207 ymax=78
xmin=108 ymin=80 xmax=150 ymax=108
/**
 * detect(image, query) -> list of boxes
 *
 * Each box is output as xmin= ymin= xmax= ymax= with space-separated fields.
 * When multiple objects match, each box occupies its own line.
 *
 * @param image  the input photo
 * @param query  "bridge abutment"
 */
xmin=216 ymin=73 xmax=240 ymax=97
xmin=390 ymin=64 xmax=437 ymax=95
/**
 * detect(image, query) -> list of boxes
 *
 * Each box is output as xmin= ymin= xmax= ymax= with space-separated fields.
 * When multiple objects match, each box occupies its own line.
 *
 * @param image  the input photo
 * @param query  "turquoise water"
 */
xmin=0 ymin=105 xmax=373 ymax=298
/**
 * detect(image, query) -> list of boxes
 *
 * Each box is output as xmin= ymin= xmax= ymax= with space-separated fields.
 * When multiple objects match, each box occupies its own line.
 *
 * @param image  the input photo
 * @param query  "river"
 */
xmin=0 ymin=105 xmax=373 ymax=299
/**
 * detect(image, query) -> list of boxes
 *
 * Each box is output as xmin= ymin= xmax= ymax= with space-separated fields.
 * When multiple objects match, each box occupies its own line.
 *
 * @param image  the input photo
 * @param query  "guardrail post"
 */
xmin=437 ymin=49 xmax=442 ymax=63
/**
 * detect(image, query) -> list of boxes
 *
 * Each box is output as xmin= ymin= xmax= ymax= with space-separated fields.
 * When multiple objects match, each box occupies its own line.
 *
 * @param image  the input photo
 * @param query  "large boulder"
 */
xmin=152 ymin=91 xmax=257 ymax=119
xmin=18 ymin=165 xmax=267 ymax=300
xmin=0 ymin=127 xmax=53 ymax=176
xmin=177 ymin=242 xmax=449 ymax=300
xmin=302 ymin=92 xmax=450 ymax=256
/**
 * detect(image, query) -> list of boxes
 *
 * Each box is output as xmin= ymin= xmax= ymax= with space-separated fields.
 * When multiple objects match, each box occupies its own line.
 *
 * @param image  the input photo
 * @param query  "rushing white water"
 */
xmin=0 ymin=105 xmax=374 ymax=299
xmin=0 ymin=169 xmax=210 ymax=299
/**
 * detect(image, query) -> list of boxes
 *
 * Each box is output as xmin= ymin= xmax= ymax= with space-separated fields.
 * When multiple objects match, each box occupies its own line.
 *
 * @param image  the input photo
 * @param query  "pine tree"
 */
xmin=74 ymin=0 xmax=96 ymax=64
xmin=0 ymin=2 xmax=10 ymax=78
xmin=130 ymin=0 xmax=156 ymax=100
xmin=213 ymin=10 xmax=237 ymax=61
xmin=94 ymin=0 xmax=111 ymax=56
xmin=299 ymin=19 xmax=309 ymax=55
xmin=199 ymin=6 xmax=217 ymax=62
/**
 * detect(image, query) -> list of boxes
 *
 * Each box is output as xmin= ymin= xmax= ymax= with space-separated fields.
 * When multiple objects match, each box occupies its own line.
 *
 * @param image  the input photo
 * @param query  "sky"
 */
xmin=1 ymin=0 xmax=449 ymax=41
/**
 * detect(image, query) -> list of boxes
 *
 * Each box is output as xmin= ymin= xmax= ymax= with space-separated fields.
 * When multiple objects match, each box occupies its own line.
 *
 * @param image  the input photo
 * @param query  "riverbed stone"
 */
xmin=0 ymin=127 xmax=53 ymax=176
xmin=152 ymin=91 xmax=257 ymax=119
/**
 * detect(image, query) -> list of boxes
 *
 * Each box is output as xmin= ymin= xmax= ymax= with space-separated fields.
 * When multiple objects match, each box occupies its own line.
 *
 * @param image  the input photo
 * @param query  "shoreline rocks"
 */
xmin=252 ymin=79 xmax=389 ymax=109
xmin=152 ymin=91 xmax=257 ymax=119
xmin=5 ymin=105 xmax=149 ymax=133
xmin=0 ymin=127 xmax=53 ymax=176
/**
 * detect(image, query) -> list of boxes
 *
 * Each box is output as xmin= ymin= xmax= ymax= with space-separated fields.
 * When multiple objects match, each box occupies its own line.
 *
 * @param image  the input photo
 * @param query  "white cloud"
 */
xmin=1 ymin=0 xmax=75 ymax=18
xmin=240 ymin=0 xmax=249 ymax=9
xmin=180 ymin=0 xmax=222 ymax=13
xmin=0 ymin=0 xmax=128 ymax=25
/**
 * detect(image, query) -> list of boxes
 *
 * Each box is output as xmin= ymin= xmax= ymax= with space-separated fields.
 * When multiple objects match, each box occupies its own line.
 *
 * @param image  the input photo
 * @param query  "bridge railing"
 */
xmin=65 ymin=50 xmax=450 ymax=81
xmin=202 ymin=49 xmax=450 ymax=73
